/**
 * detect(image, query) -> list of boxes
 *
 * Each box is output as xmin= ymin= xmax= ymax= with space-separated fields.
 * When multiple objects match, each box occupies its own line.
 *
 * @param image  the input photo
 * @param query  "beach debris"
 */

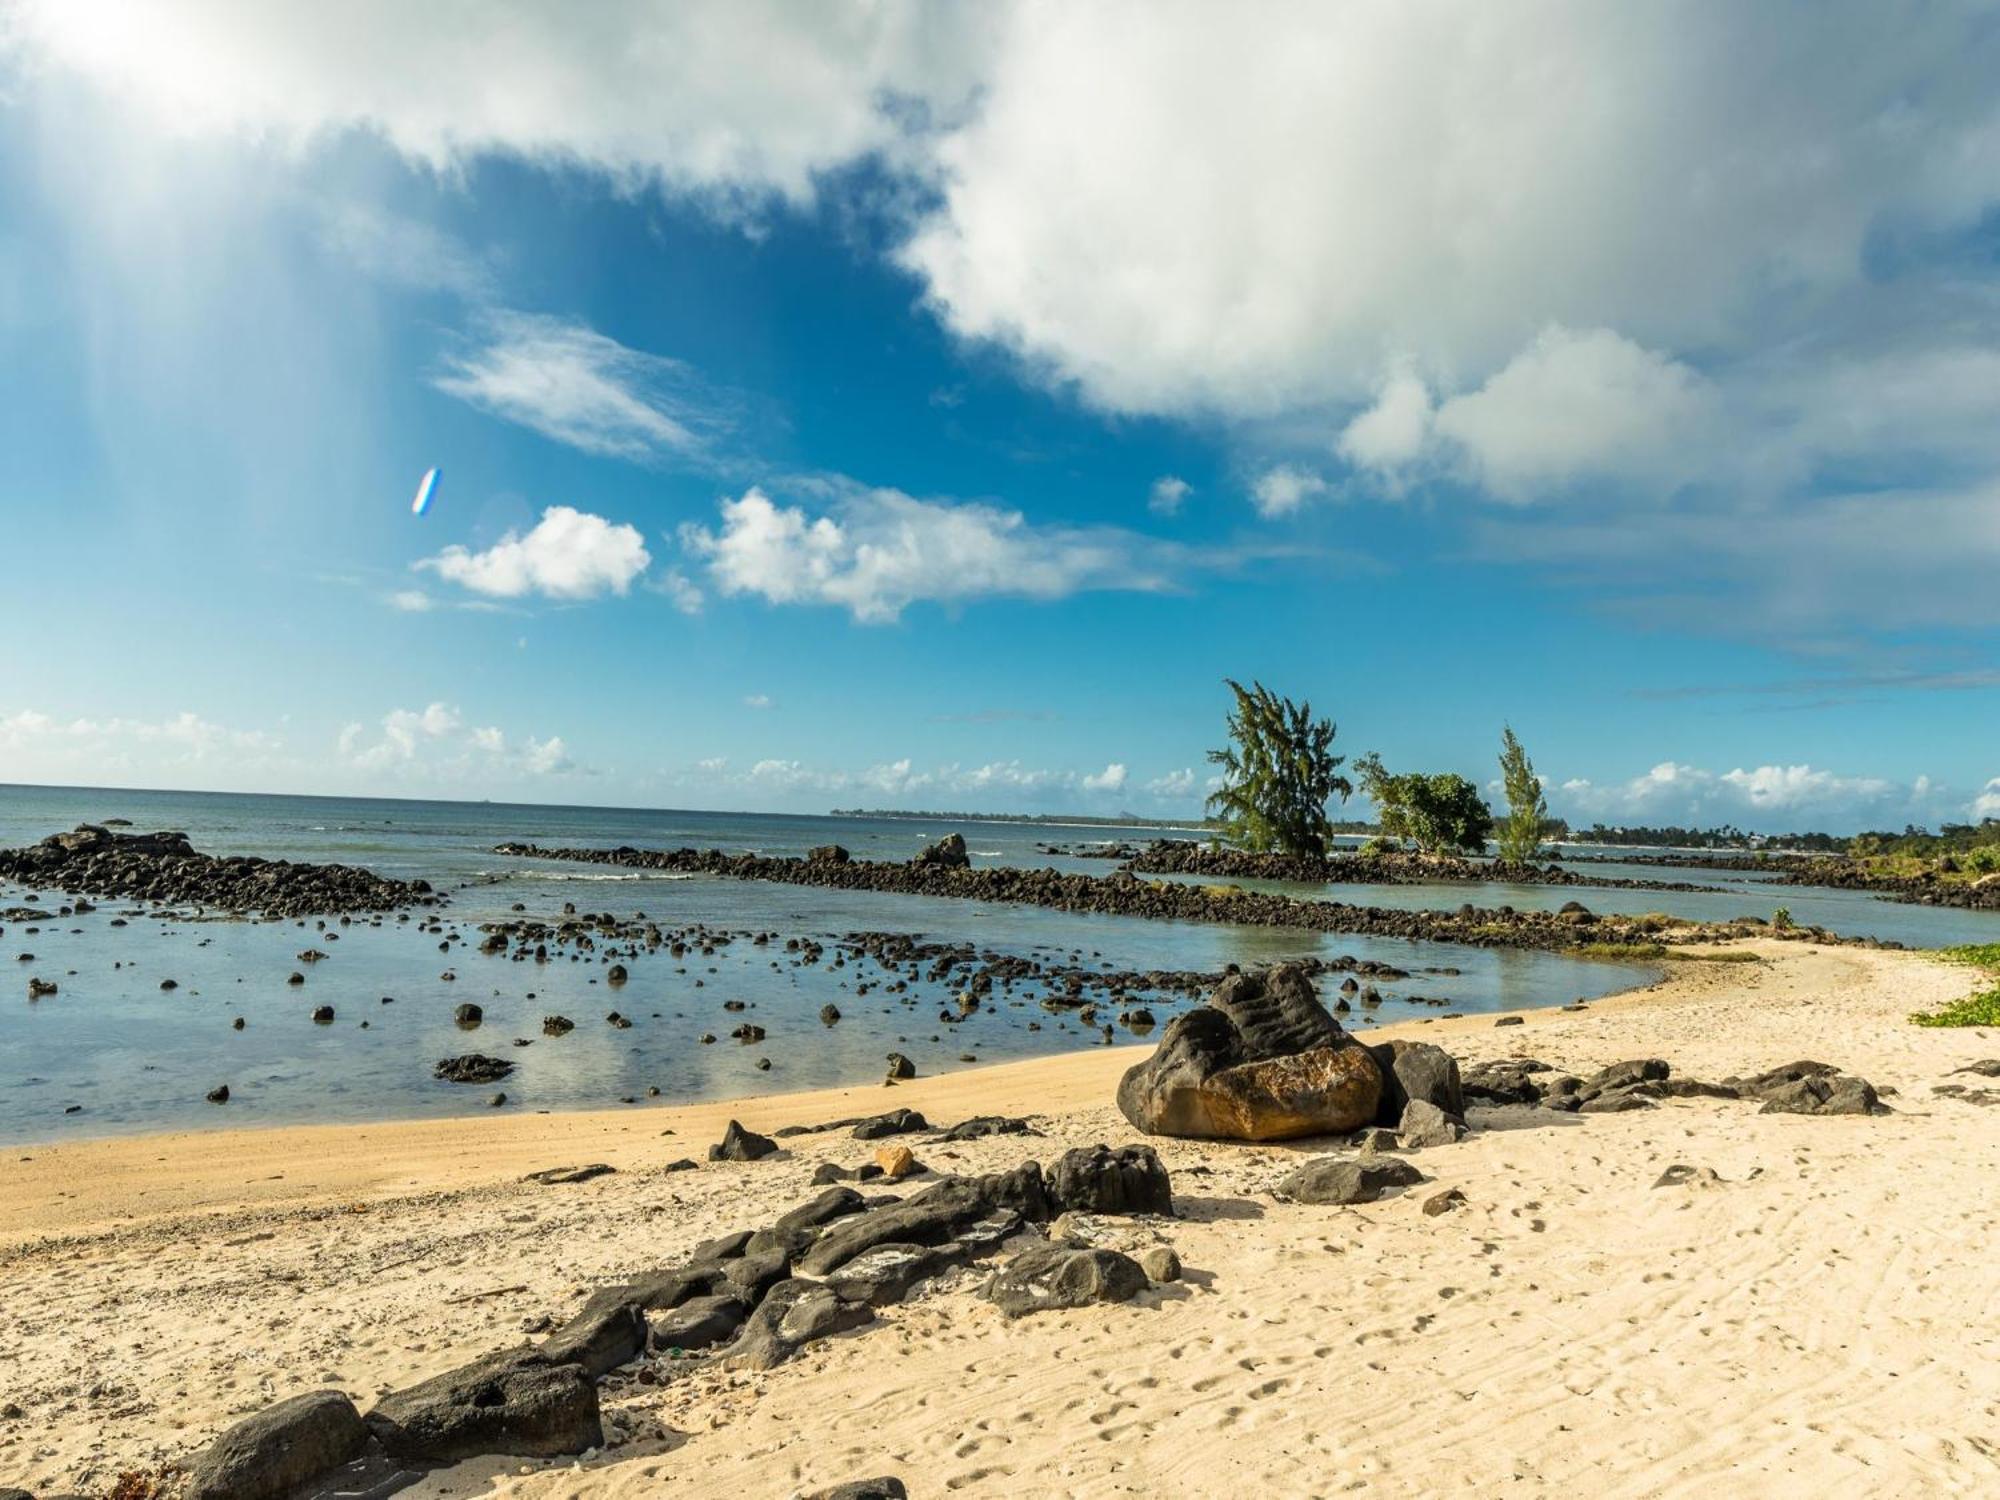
xmin=981 ymin=1244 xmax=1148 ymax=1318
xmin=1276 ymin=1155 xmax=1426 ymax=1205
xmin=409 ymin=466 xmax=440 ymax=517
xmin=709 ymin=1119 xmax=778 ymax=1162
xmin=364 ymin=1349 xmax=601 ymax=1461
xmin=434 ymin=1054 xmax=512 ymax=1084
xmin=1653 ymin=1164 xmax=1726 ymax=1189
xmin=1117 ymin=965 xmax=1382 ymax=1140
xmin=186 ymin=1389 xmax=367 ymax=1500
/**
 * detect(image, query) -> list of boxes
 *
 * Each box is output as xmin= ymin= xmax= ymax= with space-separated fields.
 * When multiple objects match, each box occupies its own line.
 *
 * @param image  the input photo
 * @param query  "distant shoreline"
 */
xmin=827 ymin=808 xmax=1217 ymax=832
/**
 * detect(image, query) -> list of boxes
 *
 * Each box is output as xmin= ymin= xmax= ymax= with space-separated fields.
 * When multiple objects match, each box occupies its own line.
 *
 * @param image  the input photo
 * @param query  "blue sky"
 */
xmin=1 ymin=1 xmax=1997 ymax=833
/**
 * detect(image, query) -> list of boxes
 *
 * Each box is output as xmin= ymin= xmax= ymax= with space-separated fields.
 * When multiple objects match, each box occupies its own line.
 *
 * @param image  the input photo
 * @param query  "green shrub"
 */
xmin=1911 ymin=986 xmax=2000 ymax=1027
xmin=1772 ymin=906 xmax=1793 ymax=930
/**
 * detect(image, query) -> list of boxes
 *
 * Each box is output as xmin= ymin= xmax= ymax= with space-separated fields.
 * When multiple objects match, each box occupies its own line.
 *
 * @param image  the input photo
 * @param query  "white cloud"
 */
xmin=1970 ymin=779 xmax=2000 ymax=821
xmin=653 ymin=568 xmax=706 ymax=616
xmin=419 ymin=505 xmax=650 ymax=600
xmin=1 ymin=708 xmax=281 ymax=768
xmin=900 ymin=4 xmax=2000 ymax=420
xmin=1147 ymin=768 xmax=1196 ymax=798
xmin=1082 ymin=762 xmax=1128 ymax=794
xmin=1554 ymin=760 xmax=1930 ymax=830
xmin=1147 ymin=475 xmax=1191 ymax=516
xmin=387 ymin=589 xmax=435 ymax=612
xmin=679 ymin=483 xmax=1183 ymax=623
xmin=4 ymin=0 xmax=981 ymax=207
xmin=1429 ymin=327 xmax=1716 ymax=501
xmin=337 ymin=702 xmax=586 ymax=777
xmin=743 ymin=694 xmax=773 ymax=709
xmin=434 ymin=312 xmax=728 ymax=462
xmin=1250 ymin=466 xmax=1328 ymax=518
xmin=1336 ymin=368 xmax=1433 ymax=474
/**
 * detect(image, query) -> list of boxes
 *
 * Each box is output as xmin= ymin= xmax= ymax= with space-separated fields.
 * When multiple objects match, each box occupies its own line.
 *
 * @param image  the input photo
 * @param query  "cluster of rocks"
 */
xmin=489 ymin=841 xmax=1846 ymax=953
xmin=162 ymin=1129 xmax=1183 ymax=1500
xmin=1772 ymin=859 xmax=2000 ymax=910
xmin=1461 ymin=1055 xmax=1888 ymax=1116
xmin=1124 ymin=840 xmax=1728 ymax=894
xmin=0 ymin=826 xmax=438 ymax=917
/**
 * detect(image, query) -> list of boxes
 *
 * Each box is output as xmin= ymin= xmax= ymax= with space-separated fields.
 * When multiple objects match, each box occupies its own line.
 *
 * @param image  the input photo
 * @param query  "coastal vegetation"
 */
xmin=1495 ymin=726 xmax=1551 ymax=863
xmin=1910 ymin=943 xmax=2000 ymax=1026
xmin=1353 ymin=752 xmax=1493 ymax=855
xmin=1203 ymin=679 xmax=1351 ymax=859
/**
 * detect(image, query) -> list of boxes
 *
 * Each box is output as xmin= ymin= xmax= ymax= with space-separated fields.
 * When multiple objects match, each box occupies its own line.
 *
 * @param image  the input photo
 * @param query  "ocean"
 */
xmin=3 ymin=783 xmax=1993 ymax=1145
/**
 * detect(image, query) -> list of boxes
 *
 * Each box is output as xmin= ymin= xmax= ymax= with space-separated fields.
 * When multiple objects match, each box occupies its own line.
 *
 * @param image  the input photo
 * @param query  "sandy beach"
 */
xmin=5 ymin=940 xmax=1999 ymax=1499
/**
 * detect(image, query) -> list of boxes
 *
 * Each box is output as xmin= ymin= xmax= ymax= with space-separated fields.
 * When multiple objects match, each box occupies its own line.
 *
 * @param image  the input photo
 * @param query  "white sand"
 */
xmin=4 ymin=940 xmax=1998 ymax=1498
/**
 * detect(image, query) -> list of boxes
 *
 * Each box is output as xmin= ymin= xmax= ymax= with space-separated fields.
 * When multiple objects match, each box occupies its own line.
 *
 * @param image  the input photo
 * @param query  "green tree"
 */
xmin=1495 ymin=725 xmax=1550 ymax=863
xmin=1204 ymin=679 xmax=1352 ymax=858
xmin=1354 ymin=753 xmax=1494 ymax=854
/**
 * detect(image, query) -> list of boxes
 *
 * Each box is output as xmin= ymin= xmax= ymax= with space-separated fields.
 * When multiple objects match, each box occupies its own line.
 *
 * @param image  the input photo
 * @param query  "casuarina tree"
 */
xmin=1204 ymin=679 xmax=1351 ymax=858
xmin=1495 ymin=725 xmax=1550 ymax=863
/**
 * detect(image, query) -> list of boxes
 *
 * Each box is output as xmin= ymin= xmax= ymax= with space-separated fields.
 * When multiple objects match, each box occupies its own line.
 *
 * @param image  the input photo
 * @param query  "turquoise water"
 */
xmin=5 ymin=783 xmax=1986 ymax=1145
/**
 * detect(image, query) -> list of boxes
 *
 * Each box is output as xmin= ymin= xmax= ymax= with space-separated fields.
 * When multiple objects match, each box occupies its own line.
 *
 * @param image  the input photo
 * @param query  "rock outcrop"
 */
xmin=1116 ymin=965 xmax=1382 ymax=1140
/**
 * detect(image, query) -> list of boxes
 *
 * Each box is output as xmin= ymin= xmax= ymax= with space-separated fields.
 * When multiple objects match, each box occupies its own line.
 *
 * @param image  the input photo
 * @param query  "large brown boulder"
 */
xmin=1115 ymin=965 xmax=1382 ymax=1140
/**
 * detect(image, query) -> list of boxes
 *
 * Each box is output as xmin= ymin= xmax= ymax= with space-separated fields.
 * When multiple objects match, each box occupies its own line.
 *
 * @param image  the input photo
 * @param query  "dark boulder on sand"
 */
xmin=709 ymin=1120 xmax=779 ymax=1162
xmin=363 ymin=1349 xmax=601 ymax=1461
xmin=186 ymin=1390 xmax=367 ymax=1500
xmin=1117 ymin=965 xmax=1382 ymax=1140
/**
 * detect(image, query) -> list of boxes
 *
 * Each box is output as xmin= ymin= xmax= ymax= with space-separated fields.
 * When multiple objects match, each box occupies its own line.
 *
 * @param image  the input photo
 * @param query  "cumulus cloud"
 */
xmin=337 ymin=702 xmax=586 ymax=777
xmin=679 ymin=484 xmax=1184 ymax=623
xmin=434 ymin=313 xmax=731 ymax=462
xmin=0 ymin=709 xmax=283 ymax=780
xmin=1250 ymin=466 xmax=1329 ymax=518
xmin=1146 ymin=768 xmax=1196 ymax=798
xmin=3 ymin=0 xmax=981 ymax=207
xmin=742 ymin=694 xmax=773 ymax=709
xmin=1973 ymin=779 xmax=2000 ymax=821
xmin=1147 ymin=475 xmax=1192 ymax=516
xmin=419 ymin=505 xmax=650 ymax=600
xmin=1081 ymin=762 xmax=1127 ymax=794
xmin=1552 ymin=760 xmax=1943 ymax=830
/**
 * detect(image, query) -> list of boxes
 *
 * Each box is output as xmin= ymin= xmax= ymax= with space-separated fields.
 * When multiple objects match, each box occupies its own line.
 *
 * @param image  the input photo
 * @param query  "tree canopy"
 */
xmin=1354 ymin=752 xmax=1494 ymax=854
xmin=1204 ymin=679 xmax=1351 ymax=858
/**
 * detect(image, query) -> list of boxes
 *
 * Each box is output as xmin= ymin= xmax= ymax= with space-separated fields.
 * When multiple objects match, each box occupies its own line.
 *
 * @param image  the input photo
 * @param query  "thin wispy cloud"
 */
xmin=433 ymin=312 xmax=734 ymax=463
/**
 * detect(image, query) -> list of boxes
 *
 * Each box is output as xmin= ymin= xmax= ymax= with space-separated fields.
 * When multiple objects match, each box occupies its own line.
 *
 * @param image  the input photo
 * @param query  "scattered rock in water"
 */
xmin=606 ymin=964 xmax=627 ymax=985
xmin=1117 ymin=964 xmax=1382 ymax=1140
xmin=542 ymin=1015 xmax=575 ymax=1037
xmin=362 ymin=1349 xmax=601 ymax=1461
xmin=1048 ymin=1143 xmax=1173 ymax=1216
xmin=434 ymin=1054 xmax=513 ymax=1085
xmin=206 ymin=1085 xmax=230 ymax=1105
xmin=26 ymin=977 xmax=55 ymax=999
xmin=807 ymin=845 xmax=851 ymax=865
xmin=185 ymin=1389 xmax=367 ymax=1500
xmin=310 ymin=1005 xmax=335 ymax=1024
xmin=1276 ymin=1155 xmax=1426 ymax=1205
xmin=607 ymin=1012 xmax=632 ymax=1029
xmin=912 ymin=833 xmax=970 ymax=869
xmin=982 ymin=1244 xmax=1148 ymax=1318
xmin=453 ymin=1003 xmax=482 ymax=1026
xmin=820 ymin=1003 xmax=842 ymax=1025
xmin=524 ymin=1163 xmax=614 ymax=1184
xmin=488 ymin=1092 xmax=507 ymax=1108
xmin=709 ymin=1120 xmax=779 ymax=1162
xmin=160 ymin=978 xmax=178 ymax=991
xmin=884 ymin=1052 xmax=916 ymax=1082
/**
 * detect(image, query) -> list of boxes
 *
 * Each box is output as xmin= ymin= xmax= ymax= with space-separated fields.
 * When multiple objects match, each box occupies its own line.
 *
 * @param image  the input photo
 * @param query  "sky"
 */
xmin=1 ymin=0 xmax=1997 ymax=833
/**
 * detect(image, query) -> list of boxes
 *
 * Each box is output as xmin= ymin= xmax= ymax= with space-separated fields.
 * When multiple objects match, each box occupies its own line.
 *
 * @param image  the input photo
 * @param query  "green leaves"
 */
xmin=1355 ymin=752 xmax=1494 ymax=854
xmin=1495 ymin=725 xmax=1549 ymax=863
xmin=1204 ymin=679 xmax=1350 ymax=858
